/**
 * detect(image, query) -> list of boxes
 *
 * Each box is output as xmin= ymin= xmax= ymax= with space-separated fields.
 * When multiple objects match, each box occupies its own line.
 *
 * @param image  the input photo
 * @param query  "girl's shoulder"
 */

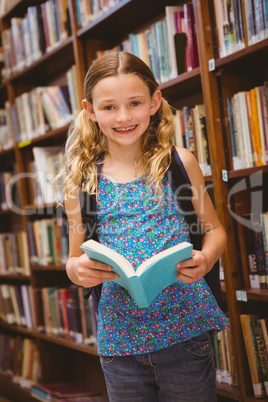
xmin=174 ymin=146 xmax=198 ymax=172
xmin=174 ymin=146 xmax=204 ymax=187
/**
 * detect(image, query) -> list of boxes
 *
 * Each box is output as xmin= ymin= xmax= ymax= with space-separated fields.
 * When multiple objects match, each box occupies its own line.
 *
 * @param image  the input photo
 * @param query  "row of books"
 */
xmin=0 ymin=334 xmax=41 ymax=389
xmin=243 ymin=212 xmax=268 ymax=290
xmin=76 ymin=0 xmax=123 ymax=26
xmin=13 ymin=85 xmax=74 ymax=144
xmin=27 ymin=217 xmax=68 ymax=267
xmin=30 ymin=146 xmax=65 ymax=205
xmin=0 ymin=332 xmax=106 ymax=400
xmin=2 ymin=65 xmax=80 ymax=147
xmin=227 ymin=82 xmax=268 ymax=170
xmin=0 ymin=231 xmax=30 ymax=276
xmin=0 ymin=171 xmax=12 ymax=210
xmin=211 ymin=323 xmax=237 ymax=386
xmin=95 ymin=4 xmax=199 ymax=83
xmin=1 ymin=0 xmax=71 ymax=78
xmin=173 ymin=104 xmax=212 ymax=177
xmin=0 ymin=284 xmax=34 ymax=327
xmin=240 ymin=314 xmax=268 ymax=398
xmin=0 ymin=103 xmax=14 ymax=151
xmin=0 ymin=109 xmax=9 ymax=152
xmin=214 ymin=0 xmax=268 ymax=58
xmin=0 ymin=146 xmax=64 ymax=210
xmin=0 ymin=168 xmax=21 ymax=212
xmin=0 ymin=284 xmax=97 ymax=346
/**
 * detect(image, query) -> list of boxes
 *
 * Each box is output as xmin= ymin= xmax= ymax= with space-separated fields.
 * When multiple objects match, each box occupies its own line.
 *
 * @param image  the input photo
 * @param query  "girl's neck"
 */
xmin=102 ymin=146 xmax=144 ymax=184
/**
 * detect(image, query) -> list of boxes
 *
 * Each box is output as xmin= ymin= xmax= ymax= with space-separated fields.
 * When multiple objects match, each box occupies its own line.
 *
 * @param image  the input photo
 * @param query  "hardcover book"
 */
xmin=80 ymin=239 xmax=193 ymax=308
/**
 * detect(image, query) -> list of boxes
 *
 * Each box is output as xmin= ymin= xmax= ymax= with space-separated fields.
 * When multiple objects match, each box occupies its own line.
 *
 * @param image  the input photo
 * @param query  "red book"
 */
xmin=183 ymin=3 xmax=199 ymax=71
xmin=59 ymin=288 xmax=72 ymax=338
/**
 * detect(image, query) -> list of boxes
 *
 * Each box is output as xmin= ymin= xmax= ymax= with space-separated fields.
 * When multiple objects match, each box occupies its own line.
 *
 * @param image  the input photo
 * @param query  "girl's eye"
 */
xmin=131 ymin=101 xmax=141 ymax=107
xmin=104 ymin=106 xmax=114 ymax=110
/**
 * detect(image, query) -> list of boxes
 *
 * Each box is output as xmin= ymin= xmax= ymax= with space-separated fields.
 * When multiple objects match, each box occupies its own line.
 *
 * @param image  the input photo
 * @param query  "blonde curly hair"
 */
xmin=63 ymin=51 xmax=175 ymax=199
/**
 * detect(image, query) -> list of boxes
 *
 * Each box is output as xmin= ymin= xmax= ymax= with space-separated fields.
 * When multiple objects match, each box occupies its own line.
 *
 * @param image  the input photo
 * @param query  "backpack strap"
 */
xmin=166 ymin=146 xmax=222 ymax=307
xmin=80 ymin=161 xmax=102 ymax=310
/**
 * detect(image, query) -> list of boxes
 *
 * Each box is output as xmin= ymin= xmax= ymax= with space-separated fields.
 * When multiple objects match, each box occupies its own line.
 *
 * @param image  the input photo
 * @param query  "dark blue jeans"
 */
xmin=100 ymin=332 xmax=216 ymax=401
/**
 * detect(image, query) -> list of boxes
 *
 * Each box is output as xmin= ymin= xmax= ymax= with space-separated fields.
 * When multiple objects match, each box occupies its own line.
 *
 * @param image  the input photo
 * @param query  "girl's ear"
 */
xmin=82 ymin=99 xmax=98 ymax=122
xmin=150 ymin=90 xmax=162 ymax=116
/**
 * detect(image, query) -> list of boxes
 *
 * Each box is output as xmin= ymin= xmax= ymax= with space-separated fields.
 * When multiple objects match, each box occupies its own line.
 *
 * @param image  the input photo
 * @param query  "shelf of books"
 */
xmin=210 ymin=0 xmax=268 ymax=400
xmin=0 ymin=0 xmax=267 ymax=400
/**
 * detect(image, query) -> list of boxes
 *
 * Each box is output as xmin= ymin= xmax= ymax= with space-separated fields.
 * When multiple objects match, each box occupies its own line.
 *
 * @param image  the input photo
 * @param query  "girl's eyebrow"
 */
xmin=128 ymin=95 xmax=146 ymax=99
xmin=98 ymin=95 xmax=146 ymax=104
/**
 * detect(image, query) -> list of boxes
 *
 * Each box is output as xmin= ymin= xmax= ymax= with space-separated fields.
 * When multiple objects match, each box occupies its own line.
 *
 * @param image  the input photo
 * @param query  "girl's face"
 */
xmin=82 ymin=74 xmax=162 ymax=151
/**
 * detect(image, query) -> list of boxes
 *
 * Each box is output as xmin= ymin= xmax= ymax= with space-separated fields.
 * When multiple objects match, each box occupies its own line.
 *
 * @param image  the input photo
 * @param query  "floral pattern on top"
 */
xmin=96 ymin=175 xmax=228 ymax=356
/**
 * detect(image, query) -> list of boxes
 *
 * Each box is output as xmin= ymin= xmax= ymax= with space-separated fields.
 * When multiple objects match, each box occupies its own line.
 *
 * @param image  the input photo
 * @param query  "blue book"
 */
xmin=80 ymin=239 xmax=193 ymax=308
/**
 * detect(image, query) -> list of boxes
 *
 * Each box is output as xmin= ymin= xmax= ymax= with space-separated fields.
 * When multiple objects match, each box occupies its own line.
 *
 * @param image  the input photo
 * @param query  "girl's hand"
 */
xmin=67 ymin=253 xmax=119 ymax=288
xmin=176 ymin=249 xmax=212 ymax=284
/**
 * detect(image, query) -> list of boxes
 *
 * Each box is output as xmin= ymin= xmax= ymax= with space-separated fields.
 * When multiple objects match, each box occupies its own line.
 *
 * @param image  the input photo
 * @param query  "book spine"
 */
xmin=251 ymin=216 xmax=267 ymax=289
xmin=240 ymin=314 xmax=266 ymax=397
xmin=251 ymin=315 xmax=268 ymax=394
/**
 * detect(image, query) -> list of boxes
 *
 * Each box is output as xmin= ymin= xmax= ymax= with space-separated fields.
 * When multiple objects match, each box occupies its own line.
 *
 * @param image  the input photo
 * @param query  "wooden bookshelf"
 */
xmin=0 ymin=0 xmax=268 ymax=401
xmin=7 ymin=36 xmax=74 ymax=85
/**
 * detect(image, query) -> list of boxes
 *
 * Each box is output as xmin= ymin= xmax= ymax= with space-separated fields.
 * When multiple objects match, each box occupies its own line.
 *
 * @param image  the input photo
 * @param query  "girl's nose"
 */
xmin=115 ymin=108 xmax=132 ymax=122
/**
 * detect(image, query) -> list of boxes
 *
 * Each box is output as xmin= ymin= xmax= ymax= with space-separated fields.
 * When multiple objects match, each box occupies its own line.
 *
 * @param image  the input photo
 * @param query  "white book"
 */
xmin=9 ymin=285 xmax=22 ymax=326
xmin=21 ymin=285 xmax=33 ymax=329
xmin=174 ymin=109 xmax=183 ymax=147
xmin=33 ymin=87 xmax=49 ymax=135
xmin=32 ymin=146 xmax=63 ymax=204
xmin=237 ymin=92 xmax=254 ymax=168
xmin=21 ymin=92 xmax=36 ymax=140
xmin=214 ymin=0 xmax=226 ymax=57
xmin=232 ymin=94 xmax=246 ymax=169
xmin=165 ymin=5 xmax=184 ymax=79
xmin=15 ymin=96 xmax=27 ymax=142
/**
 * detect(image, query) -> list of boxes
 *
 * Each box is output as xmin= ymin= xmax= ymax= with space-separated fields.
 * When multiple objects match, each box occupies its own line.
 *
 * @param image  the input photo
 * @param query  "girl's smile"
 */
xmin=113 ymin=124 xmax=138 ymax=133
xmin=82 ymin=74 xmax=161 ymax=150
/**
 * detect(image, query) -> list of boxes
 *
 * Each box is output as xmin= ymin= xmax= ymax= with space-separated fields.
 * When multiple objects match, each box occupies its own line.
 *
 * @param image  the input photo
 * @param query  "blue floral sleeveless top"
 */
xmin=96 ymin=174 xmax=228 ymax=356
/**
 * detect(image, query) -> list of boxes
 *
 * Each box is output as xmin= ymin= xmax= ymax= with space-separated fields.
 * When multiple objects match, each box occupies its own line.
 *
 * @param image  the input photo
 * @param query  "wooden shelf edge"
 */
xmin=227 ymin=165 xmax=268 ymax=179
xmin=214 ymin=38 xmax=268 ymax=69
xmin=6 ymin=36 xmax=74 ymax=83
xmin=17 ymin=123 xmax=70 ymax=149
xmin=238 ymin=288 xmax=268 ymax=302
xmin=0 ymin=146 xmax=15 ymax=156
xmin=216 ymin=382 xmax=240 ymax=400
xmin=0 ymin=321 xmax=98 ymax=356
xmin=77 ymin=0 xmax=134 ymax=37
xmin=0 ymin=373 xmax=37 ymax=402
xmin=31 ymin=264 xmax=66 ymax=271
xmin=0 ymin=274 xmax=30 ymax=281
xmin=160 ymin=67 xmax=201 ymax=91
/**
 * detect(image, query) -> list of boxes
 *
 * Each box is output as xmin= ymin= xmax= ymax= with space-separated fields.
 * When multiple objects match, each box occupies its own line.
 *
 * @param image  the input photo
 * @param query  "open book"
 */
xmin=80 ymin=239 xmax=193 ymax=308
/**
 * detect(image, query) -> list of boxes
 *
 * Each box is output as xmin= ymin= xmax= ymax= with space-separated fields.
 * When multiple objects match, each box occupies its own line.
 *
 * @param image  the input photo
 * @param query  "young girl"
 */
xmin=63 ymin=51 xmax=228 ymax=401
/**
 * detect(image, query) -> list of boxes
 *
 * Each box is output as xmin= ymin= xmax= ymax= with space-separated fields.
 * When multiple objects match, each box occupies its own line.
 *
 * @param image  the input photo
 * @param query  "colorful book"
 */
xmin=80 ymin=239 xmax=193 ymax=308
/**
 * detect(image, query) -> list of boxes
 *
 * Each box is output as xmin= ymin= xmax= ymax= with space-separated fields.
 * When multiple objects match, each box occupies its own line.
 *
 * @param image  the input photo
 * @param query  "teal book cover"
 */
xmin=80 ymin=240 xmax=193 ymax=308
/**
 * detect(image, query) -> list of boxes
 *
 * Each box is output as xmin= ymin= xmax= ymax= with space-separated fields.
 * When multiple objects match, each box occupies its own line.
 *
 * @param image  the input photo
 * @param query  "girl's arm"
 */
xmin=175 ymin=146 xmax=227 ymax=283
xmin=65 ymin=192 xmax=119 ymax=287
